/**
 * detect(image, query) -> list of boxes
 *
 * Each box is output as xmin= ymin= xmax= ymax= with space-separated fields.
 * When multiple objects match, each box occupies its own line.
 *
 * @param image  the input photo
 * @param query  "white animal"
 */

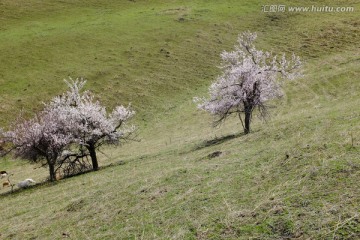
xmin=0 ymin=171 xmax=7 ymax=179
xmin=17 ymin=178 xmax=36 ymax=188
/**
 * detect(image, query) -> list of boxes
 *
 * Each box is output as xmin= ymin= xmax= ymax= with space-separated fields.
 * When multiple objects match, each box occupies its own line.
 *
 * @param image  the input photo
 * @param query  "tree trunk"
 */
xmin=48 ymin=163 xmax=56 ymax=182
xmin=87 ymin=144 xmax=99 ymax=171
xmin=244 ymin=105 xmax=252 ymax=134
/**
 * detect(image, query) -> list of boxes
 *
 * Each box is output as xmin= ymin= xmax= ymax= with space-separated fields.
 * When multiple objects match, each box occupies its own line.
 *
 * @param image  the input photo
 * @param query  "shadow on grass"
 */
xmin=0 ymin=160 xmax=127 ymax=197
xmin=193 ymin=132 xmax=244 ymax=151
xmin=0 ymin=180 xmax=52 ymax=197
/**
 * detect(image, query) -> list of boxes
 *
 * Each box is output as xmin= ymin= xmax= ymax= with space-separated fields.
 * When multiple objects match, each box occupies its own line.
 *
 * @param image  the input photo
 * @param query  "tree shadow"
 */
xmin=193 ymin=132 xmax=244 ymax=151
xmin=0 ymin=182 xmax=47 ymax=197
xmin=0 ymin=160 xmax=128 ymax=197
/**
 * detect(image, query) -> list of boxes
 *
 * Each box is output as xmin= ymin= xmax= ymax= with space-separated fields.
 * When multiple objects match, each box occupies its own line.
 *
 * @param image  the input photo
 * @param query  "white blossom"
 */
xmin=4 ymin=78 xmax=135 ymax=180
xmin=44 ymin=78 xmax=136 ymax=170
xmin=195 ymin=31 xmax=302 ymax=133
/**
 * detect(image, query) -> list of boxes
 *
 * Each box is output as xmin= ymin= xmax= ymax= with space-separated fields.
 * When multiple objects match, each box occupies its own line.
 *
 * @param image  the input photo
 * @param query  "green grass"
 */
xmin=0 ymin=0 xmax=359 ymax=239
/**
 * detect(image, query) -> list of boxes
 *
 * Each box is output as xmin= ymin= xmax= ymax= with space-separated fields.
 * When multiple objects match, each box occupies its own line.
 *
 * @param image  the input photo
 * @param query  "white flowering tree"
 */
xmin=4 ymin=111 xmax=72 ymax=181
xmin=195 ymin=31 xmax=302 ymax=134
xmin=3 ymin=78 xmax=135 ymax=181
xmin=46 ymin=78 xmax=135 ymax=171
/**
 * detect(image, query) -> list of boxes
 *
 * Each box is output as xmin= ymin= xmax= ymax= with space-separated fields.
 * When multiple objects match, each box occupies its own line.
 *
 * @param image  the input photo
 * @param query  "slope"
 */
xmin=0 ymin=0 xmax=359 ymax=239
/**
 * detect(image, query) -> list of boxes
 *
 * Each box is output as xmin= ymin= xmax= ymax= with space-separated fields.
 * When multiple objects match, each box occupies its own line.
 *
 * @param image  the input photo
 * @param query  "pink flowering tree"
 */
xmin=46 ymin=78 xmax=136 ymax=171
xmin=195 ymin=31 xmax=302 ymax=134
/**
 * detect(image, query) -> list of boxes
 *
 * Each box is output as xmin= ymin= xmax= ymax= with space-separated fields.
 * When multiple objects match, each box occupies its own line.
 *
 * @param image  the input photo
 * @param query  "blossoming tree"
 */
xmin=195 ymin=31 xmax=302 ymax=134
xmin=46 ymin=78 xmax=135 ymax=171
xmin=4 ymin=78 xmax=135 ymax=181
xmin=5 ymin=111 xmax=72 ymax=181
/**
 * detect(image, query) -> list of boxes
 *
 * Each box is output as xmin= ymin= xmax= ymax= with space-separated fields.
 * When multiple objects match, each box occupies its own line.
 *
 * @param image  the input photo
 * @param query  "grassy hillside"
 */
xmin=0 ymin=0 xmax=359 ymax=239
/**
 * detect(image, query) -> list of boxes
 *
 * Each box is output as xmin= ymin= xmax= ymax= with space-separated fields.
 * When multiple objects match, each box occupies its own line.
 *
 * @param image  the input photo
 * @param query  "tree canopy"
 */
xmin=195 ymin=31 xmax=302 ymax=134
